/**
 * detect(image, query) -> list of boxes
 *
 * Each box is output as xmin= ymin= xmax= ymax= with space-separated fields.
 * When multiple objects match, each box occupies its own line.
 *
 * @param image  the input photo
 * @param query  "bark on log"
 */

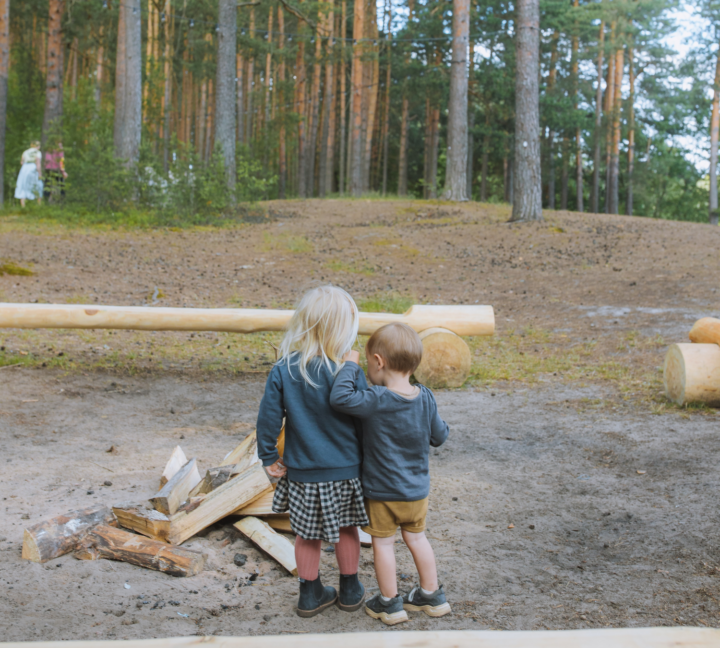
xmin=663 ymin=343 xmax=720 ymax=406
xmin=168 ymin=462 xmax=271 ymax=545
xmin=0 ymin=304 xmax=495 ymax=338
xmin=413 ymin=328 xmax=471 ymax=389
xmin=160 ymin=446 xmax=188 ymax=487
xmin=151 ymin=459 xmax=201 ymax=515
xmin=76 ymin=525 xmax=206 ymax=577
xmin=2 ymin=627 xmax=719 ymax=648
xmin=22 ymin=506 xmax=116 ymax=563
xmin=234 ymin=516 xmax=298 ymax=575
xmin=112 ymin=503 xmax=170 ymax=543
xmin=215 ymin=0 xmax=237 ymax=194
xmin=689 ymin=318 xmax=720 ymax=346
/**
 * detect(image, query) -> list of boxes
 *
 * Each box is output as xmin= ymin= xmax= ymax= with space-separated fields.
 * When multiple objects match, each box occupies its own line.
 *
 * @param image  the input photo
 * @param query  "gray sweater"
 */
xmin=329 ymin=362 xmax=449 ymax=502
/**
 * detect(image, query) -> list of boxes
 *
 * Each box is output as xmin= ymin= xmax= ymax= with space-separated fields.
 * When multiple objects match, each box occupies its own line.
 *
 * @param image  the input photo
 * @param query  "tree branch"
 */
xmin=277 ymin=0 xmax=317 ymax=31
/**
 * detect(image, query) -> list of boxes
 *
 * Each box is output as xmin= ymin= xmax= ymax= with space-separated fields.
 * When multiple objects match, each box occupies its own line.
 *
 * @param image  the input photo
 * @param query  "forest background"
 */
xmin=0 ymin=0 xmax=718 ymax=226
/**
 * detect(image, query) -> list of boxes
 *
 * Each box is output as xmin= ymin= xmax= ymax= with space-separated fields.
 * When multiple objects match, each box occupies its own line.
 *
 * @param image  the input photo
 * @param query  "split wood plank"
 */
xmin=0 ymin=303 xmax=495 ymax=337
xmin=233 ymin=485 xmax=277 ymax=516
xmin=76 ymin=525 xmax=206 ymax=577
xmin=2 ymin=627 xmax=720 ymax=648
xmin=22 ymin=506 xmax=117 ymax=563
xmin=151 ymin=458 xmax=201 ymax=515
xmin=160 ymin=446 xmax=187 ymax=487
xmin=234 ymin=516 xmax=298 ymax=576
xmin=112 ymin=503 xmax=170 ymax=543
xmin=167 ymin=462 xmax=271 ymax=545
xmin=195 ymin=465 xmax=240 ymax=495
xmin=265 ymin=516 xmax=292 ymax=533
xmin=220 ymin=430 xmax=258 ymax=470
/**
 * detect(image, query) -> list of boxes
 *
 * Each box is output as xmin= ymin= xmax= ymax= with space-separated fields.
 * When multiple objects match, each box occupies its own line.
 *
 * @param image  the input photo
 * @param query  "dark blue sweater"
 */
xmin=256 ymin=356 xmax=368 ymax=483
xmin=330 ymin=362 xmax=449 ymax=502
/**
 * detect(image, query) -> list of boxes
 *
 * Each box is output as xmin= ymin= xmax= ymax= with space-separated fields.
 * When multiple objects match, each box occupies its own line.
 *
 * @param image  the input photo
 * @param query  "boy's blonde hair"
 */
xmin=279 ymin=285 xmax=359 ymax=387
xmin=366 ymin=323 xmax=423 ymax=375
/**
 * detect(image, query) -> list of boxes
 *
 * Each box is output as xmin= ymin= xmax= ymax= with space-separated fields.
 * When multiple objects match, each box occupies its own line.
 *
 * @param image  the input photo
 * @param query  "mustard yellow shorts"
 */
xmin=362 ymin=497 xmax=429 ymax=538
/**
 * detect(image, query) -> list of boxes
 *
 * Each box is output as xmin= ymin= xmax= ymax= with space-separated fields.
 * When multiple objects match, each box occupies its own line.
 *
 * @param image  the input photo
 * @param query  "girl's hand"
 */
xmin=344 ymin=350 xmax=360 ymax=364
xmin=266 ymin=459 xmax=287 ymax=478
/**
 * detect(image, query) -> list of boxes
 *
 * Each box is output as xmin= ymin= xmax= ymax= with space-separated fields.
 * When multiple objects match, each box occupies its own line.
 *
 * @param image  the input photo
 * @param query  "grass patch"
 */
xmin=326 ymin=259 xmax=375 ymax=275
xmin=0 ymin=261 xmax=34 ymax=276
xmin=262 ymin=232 xmax=313 ymax=253
xmin=357 ymin=292 xmax=415 ymax=314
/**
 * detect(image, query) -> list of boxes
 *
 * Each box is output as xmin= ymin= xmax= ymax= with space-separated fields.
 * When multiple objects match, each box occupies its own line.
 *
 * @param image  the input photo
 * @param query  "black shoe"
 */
xmin=402 ymin=584 xmax=452 ymax=617
xmin=297 ymin=576 xmax=338 ymax=618
xmin=364 ymin=593 xmax=408 ymax=625
xmin=337 ymin=573 xmax=365 ymax=612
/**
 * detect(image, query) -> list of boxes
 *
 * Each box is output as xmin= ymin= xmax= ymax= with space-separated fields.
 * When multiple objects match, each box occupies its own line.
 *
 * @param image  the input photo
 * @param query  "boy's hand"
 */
xmin=266 ymin=459 xmax=287 ymax=478
xmin=343 ymin=350 xmax=360 ymax=364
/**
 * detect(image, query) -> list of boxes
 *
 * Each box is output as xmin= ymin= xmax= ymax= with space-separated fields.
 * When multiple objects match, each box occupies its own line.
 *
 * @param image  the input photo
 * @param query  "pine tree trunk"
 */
xmin=509 ymin=0 xmax=542 ymax=222
xmin=710 ymin=43 xmax=720 ymax=225
xmin=466 ymin=37 xmax=475 ymax=199
xmin=480 ymin=130 xmax=489 ymax=201
xmin=245 ymin=8 xmax=255 ymax=151
xmin=608 ymin=47 xmax=623 ymax=214
xmin=71 ymin=37 xmax=79 ymax=101
xmin=277 ymin=7 xmax=287 ymax=198
xmin=237 ymin=52 xmax=244 ymax=145
xmin=215 ymin=0 xmax=237 ymax=194
xmin=306 ymin=13 xmax=324 ymax=197
xmin=381 ymin=1 xmax=391 ymax=197
xmin=336 ymin=0 xmax=346 ymax=194
xmin=264 ymin=8 xmax=273 ymax=127
xmin=319 ymin=2 xmax=335 ymax=198
xmin=561 ymin=137 xmax=568 ymax=209
xmin=115 ymin=0 xmax=142 ymax=169
xmin=0 ymin=0 xmax=8 ymax=207
xmin=545 ymin=29 xmax=559 ymax=210
xmin=442 ymin=0 xmax=469 ymax=201
xmin=205 ymin=78 xmax=215 ymax=162
xmin=348 ymin=0 xmax=365 ymax=196
xmin=428 ymin=106 xmax=440 ymax=198
xmin=604 ymin=31 xmax=616 ymax=213
xmin=95 ymin=27 xmax=104 ymax=106
xmin=571 ymin=0 xmax=582 ymax=211
xmin=162 ymin=0 xmax=172 ymax=172
xmin=397 ymin=95 xmax=409 ymax=195
xmin=43 ymin=0 xmax=65 ymax=147
xmin=627 ymin=42 xmax=635 ymax=216
xmin=591 ymin=21 xmax=604 ymax=213
xmin=197 ymin=79 xmax=207 ymax=160
xmin=295 ymin=36 xmax=307 ymax=197
xmin=361 ymin=6 xmax=379 ymax=192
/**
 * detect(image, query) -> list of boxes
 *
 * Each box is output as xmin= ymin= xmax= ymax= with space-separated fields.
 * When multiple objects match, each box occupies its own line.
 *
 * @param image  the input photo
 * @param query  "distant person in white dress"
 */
xmin=15 ymin=141 xmax=44 ymax=207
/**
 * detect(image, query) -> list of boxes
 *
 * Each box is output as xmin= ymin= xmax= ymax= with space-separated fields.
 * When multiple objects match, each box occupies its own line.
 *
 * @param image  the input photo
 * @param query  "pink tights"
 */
xmin=294 ymin=526 xmax=360 ymax=580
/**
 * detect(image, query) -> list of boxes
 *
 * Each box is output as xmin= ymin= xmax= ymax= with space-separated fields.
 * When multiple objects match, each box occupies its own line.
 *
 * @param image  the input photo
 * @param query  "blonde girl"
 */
xmin=15 ymin=141 xmax=44 ymax=207
xmin=256 ymin=285 xmax=368 ymax=617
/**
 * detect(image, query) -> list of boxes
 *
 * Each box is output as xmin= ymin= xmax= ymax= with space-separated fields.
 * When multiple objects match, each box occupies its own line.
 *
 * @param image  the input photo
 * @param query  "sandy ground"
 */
xmin=1 ymin=200 xmax=720 ymax=640
xmin=1 ymin=371 xmax=719 ymax=641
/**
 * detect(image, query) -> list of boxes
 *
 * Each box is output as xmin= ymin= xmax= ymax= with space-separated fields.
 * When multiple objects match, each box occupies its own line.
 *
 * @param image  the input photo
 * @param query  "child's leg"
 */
xmin=372 ymin=535 xmax=398 ymax=598
xmin=294 ymin=536 xmax=322 ymax=580
xmin=335 ymin=526 xmax=360 ymax=574
xmin=401 ymin=529 xmax=438 ymax=592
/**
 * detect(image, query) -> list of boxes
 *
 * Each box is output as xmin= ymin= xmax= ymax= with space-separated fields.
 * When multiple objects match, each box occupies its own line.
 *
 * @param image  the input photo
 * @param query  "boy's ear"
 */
xmin=374 ymin=353 xmax=385 ymax=369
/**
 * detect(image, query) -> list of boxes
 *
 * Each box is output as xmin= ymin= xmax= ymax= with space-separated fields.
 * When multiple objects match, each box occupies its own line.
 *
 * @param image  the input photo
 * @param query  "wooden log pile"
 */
xmin=19 ymin=430 xmax=328 ymax=578
xmin=664 ymin=317 xmax=720 ymax=406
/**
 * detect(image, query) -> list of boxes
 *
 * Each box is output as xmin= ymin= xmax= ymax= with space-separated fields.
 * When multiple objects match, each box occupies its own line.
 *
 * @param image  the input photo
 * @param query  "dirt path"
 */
xmin=1 ymin=370 xmax=718 ymax=640
xmin=1 ymin=201 xmax=719 ymax=640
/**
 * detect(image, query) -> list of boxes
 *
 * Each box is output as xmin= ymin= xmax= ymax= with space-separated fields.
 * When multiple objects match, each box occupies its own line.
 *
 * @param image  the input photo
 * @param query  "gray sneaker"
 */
xmin=402 ymin=584 xmax=452 ymax=617
xmin=365 ymin=593 xmax=409 ymax=625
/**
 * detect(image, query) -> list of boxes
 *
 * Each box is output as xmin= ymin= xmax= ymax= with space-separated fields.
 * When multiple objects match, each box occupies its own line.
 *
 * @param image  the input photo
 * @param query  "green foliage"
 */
xmin=356 ymin=292 xmax=415 ymax=314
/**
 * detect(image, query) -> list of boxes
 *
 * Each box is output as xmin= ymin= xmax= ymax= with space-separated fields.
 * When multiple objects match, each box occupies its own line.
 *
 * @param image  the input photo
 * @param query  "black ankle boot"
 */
xmin=337 ymin=573 xmax=365 ymax=612
xmin=297 ymin=576 xmax=338 ymax=618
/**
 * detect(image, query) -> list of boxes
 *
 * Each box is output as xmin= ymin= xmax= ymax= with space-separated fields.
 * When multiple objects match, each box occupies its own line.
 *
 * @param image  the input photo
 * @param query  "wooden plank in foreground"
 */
xmin=167 ymin=462 xmax=271 ymax=545
xmin=21 ymin=506 xmax=117 ymax=563
xmin=2 ymin=626 xmax=719 ymax=648
xmin=234 ymin=516 xmax=298 ymax=576
xmin=76 ymin=525 xmax=206 ymax=577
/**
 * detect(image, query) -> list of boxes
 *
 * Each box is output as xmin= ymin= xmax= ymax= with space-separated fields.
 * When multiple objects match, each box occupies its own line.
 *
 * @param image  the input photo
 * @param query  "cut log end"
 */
xmin=414 ymin=327 xmax=471 ymax=389
xmin=664 ymin=343 xmax=720 ymax=407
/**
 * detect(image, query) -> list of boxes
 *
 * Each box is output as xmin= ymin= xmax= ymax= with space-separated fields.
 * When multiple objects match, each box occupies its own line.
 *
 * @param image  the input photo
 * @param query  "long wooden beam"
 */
xmin=1 ymin=627 xmax=717 ymax=648
xmin=0 ymin=303 xmax=495 ymax=337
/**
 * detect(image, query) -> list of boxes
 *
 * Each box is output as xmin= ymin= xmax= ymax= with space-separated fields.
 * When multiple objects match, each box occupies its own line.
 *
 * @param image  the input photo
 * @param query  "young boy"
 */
xmin=330 ymin=322 xmax=450 ymax=625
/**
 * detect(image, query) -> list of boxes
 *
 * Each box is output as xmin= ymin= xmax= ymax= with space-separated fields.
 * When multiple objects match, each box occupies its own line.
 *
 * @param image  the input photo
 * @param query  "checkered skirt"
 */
xmin=272 ymin=476 xmax=369 ymax=543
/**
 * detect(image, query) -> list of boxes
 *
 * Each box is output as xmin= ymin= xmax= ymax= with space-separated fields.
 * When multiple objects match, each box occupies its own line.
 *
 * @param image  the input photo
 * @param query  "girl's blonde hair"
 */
xmin=279 ymin=285 xmax=359 ymax=387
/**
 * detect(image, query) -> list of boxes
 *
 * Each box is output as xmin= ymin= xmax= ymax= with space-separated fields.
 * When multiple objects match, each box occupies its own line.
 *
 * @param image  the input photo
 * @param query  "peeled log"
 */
xmin=689 ymin=317 xmax=720 ymax=345
xmin=413 ymin=327 xmax=471 ymax=389
xmin=22 ymin=506 xmax=117 ymax=563
xmin=76 ymin=525 xmax=206 ymax=576
xmin=0 ymin=303 xmax=495 ymax=337
xmin=663 ymin=343 xmax=720 ymax=406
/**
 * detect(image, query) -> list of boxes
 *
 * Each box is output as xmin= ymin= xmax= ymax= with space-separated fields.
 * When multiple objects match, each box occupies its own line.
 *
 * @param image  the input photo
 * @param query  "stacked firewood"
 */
xmin=21 ymin=430 xmax=299 ymax=577
xmin=664 ymin=317 xmax=720 ymax=407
